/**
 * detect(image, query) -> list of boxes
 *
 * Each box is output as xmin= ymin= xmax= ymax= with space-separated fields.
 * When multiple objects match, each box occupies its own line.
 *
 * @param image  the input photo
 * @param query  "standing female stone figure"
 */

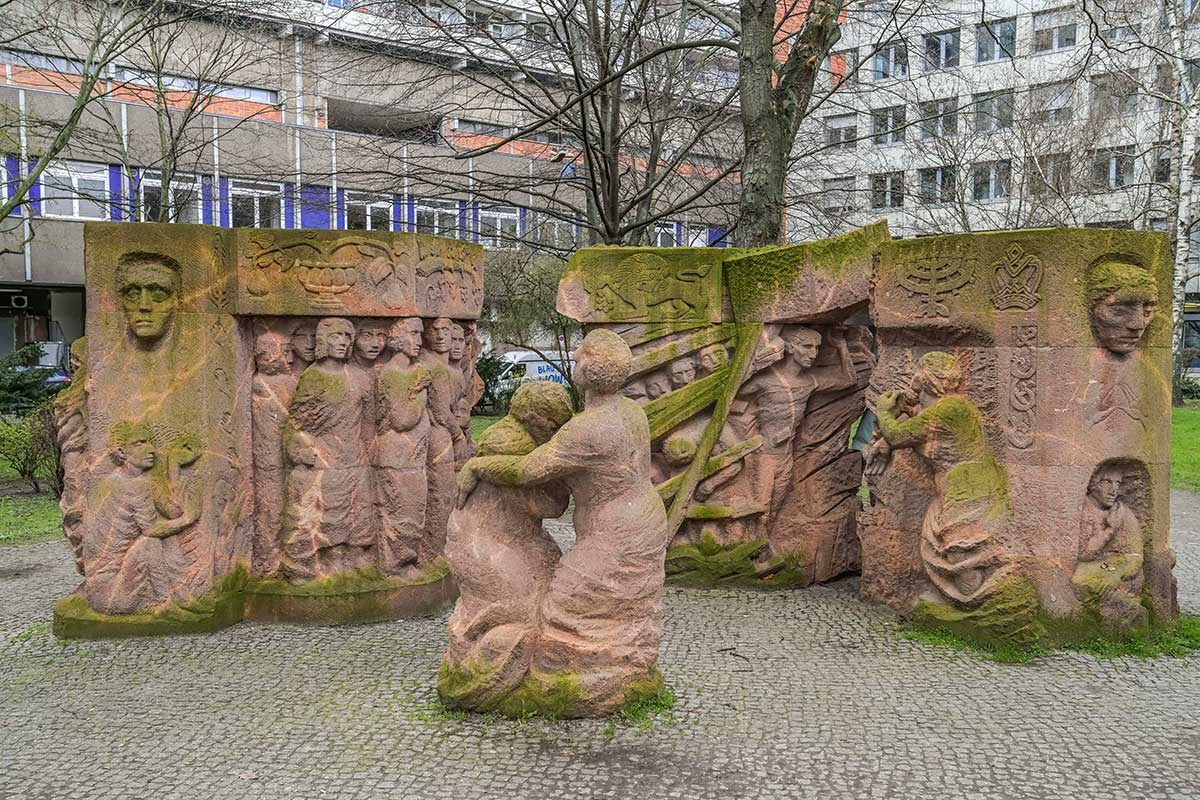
xmin=373 ymin=318 xmax=433 ymax=575
xmin=440 ymin=381 xmax=573 ymax=710
xmin=875 ymin=352 xmax=1012 ymax=605
xmin=250 ymin=330 xmax=298 ymax=577
xmin=421 ymin=317 xmax=465 ymax=562
xmin=454 ymin=329 xmax=670 ymax=715
xmin=280 ymin=317 xmax=373 ymax=579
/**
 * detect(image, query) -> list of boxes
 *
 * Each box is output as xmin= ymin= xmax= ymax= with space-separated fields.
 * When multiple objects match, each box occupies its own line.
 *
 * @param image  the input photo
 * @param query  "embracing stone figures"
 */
xmin=441 ymin=330 xmax=670 ymax=718
xmin=54 ymin=225 xmax=483 ymax=638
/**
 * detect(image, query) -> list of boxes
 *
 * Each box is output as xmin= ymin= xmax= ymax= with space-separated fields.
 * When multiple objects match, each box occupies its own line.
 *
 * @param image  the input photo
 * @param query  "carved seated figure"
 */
xmin=875 ymin=352 xmax=1012 ymax=607
xmin=82 ymin=422 xmax=200 ymax=614
xmin=1072 ymin=464 xmax=1147 ymax=634
xmin=279 ymin=317 xmax=373 ymax=580
xmin=440 ymin=381 xmax=573 ymax=711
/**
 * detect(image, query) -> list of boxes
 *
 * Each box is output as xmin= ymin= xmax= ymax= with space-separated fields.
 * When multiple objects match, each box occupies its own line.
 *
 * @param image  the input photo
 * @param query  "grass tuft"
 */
xmin=898 ymin=626 xmax=1045 ymax=664
xmin=0 ymin=494 xmax=62 ymax=546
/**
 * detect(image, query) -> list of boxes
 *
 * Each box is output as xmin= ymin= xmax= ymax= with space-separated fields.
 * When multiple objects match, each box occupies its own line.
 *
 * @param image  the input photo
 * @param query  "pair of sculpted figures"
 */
xmin=439 ymin=330 xmax=670 ymax=717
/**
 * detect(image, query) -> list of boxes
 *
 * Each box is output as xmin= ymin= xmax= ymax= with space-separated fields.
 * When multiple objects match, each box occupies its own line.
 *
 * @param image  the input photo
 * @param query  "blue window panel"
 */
xmin=300 ymin=184 xmax=330 ymax=229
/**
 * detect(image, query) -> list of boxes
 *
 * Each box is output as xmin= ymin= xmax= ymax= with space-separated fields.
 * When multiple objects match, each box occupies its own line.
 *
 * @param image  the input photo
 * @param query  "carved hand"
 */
xmin=455 ymin=464 xmax=478 ymax=509
xmin=863 ymin=437 xmax=892 ymax=478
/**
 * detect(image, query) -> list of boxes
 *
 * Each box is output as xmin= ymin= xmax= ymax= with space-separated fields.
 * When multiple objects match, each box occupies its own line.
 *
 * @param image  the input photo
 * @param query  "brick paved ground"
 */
xmin=2 ymin=493 xmax=1199 ymax=800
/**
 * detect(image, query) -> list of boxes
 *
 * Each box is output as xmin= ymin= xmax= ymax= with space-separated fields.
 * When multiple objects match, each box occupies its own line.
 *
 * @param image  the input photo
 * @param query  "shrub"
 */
xmin=0 ymin=410 xmax=54 ymax=493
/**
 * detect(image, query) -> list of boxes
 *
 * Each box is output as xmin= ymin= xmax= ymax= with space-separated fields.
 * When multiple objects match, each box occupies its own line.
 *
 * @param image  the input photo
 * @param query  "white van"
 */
xmin=496 ymin=351 xmax=574 ymax=393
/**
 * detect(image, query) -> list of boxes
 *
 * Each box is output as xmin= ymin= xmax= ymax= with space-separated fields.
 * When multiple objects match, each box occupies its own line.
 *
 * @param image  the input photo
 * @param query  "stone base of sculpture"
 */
xmin=52 ymin=569 xmax=247 ymax=640
xmin=242 ymin=562 xmax=456 ymax=625
xmin=438 ymin=662 xmax=666 ymax=719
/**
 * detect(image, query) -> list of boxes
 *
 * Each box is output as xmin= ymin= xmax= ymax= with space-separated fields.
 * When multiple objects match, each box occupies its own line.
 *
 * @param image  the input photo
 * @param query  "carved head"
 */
xmin=449 ymin=323 xmax=466 ymax=362
xmin=781 ymin=326 xmax=822 ymax=370
xmin=354 ymin=320 xmax=388 ymax=363
xmin=290 ymin=320 xmax=317 ymax=363
xmin=314 ymin=317 xmax=355 ymax=361
xmin=110 ymin=421 xmax=157 ymax=471
xmin=643 ymin=371 xmax=671 ymax=400
xmin=510 ymin=380 xmax=573 ymax=444
xmin=68 ymin=337 xmax=86 ymax=374
xmin=115 ymin=252 xmax=181 ymax=345
xmin=662 ymin=433 xmax=697 ymax=467
xmin=698 ymin=343 xmax=728 ymax=375
xmin=912 ymin=351 xmax=963 ymax=399
xmin=388 ymin=318 xmax=424 ymax=360
xmin=1087 ymin=464 xmax=1125 ymax=510
xmin=1086 ymin=260 xmax=1157 ymax=355
xmin=667 ymin=356 xmax=696 ymax=389
xmin=424 ymin=317 xmax=453 ymax=354
xmin=254 ymin=331 xmax=294 ymax=376
xmin=572 ymin=329 xmax=633 ymax=394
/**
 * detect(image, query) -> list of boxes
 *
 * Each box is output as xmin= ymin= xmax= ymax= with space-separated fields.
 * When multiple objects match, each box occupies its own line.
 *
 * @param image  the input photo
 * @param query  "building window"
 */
xmin=681 ymin=223 xmax=708 ymax=247
xmin=528 ymin=213 xmax=577 ymax=249
xmin=822 ymin=176 xmax=856 ymax=212
xmin=1154 ymin=150 xmax=1171 ymax=183
xmin=415 ymin=198 xmax=461 ymax=237
xmin=918 ymin=166 xmax=956 ymax=204
xmin=974 ymin=90 xmax=1014 ymax=132
xmin=826 ymin=114 xmax=858 ymax=149
xmin=1101 ymin=25 xmax=1139 ymax=44
xmin=923 ymin=29 xmax=959 ymax=71
xmin=872 ymin=105 xmax=906 ymax=145
xmin=870 ymin=172 xmax=905 ymax=208
xmin=1090 ymin=73 xmax=1138 ymax=119
xmin=1030 ymin=82 xmax=1074 ymax=124
xmin=919 ymin=98 xmax=958 ymax=138
xmin=872 ymin=41 xmax=907 ymax=80
xmin=654 ymin=223 xmax=677 ymax=247
xmin=0 ymin=48 xmax=84 ymax=74
xmin=1028 ymin=153 xmax=1071 ymax=195
xmin=976 ymin=18 xmax=1016 ymax=62
xmin=478 ymin=205 xmax=520 ymax=248
xmin=230 ymin=180 xmax=282 ymax=228
xmin=1091 ymin=147 xmax=1135 ymax=189
xmin=41 ymin=161 xmax=108 ymax=220
xmin=345 ymin=192 xmax=391 ymax=230
xmin=456 ymin=119 xmax=511 ymax=137
xmin=1033 ymin=10 xmax=1077 ymax=53
xmin=971 ymin=160 xmax=1011 ymax=201
xmin=113 ymin=66 xmax=278 ymax=105
xmin=139 ymin=171 xmax=202 ymax=224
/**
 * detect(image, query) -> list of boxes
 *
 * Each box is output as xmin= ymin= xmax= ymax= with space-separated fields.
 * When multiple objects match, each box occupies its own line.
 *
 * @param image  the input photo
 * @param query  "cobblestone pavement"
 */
xmin=2 ymin=494 xmax=1199 ymax=800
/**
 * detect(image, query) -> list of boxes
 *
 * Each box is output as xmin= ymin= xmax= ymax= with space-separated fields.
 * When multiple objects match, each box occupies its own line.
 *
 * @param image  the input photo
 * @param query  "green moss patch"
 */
xmin=53 ymin=565 xmax=248 ymax=640
xmin=910 ymin=576 xmax=1045 ymax=652
xmin=665 ymin=532 xmax=808 ymax=589
xmin=618 ymin=671 xmax=675 ymax=728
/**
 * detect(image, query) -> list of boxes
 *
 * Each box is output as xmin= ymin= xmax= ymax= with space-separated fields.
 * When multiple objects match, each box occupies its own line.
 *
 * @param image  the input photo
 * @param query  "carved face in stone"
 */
xmin=315 ymin=317 xmax=355 ymax=361
xmin=114 ymin=426 xmax=157 ymax=472
xmin=781 ymin=327 xmax=822 ymax=370
xmin=354 ymin=322 xmax=388 ymax=363
xmin=388 ymin=318 xmax=424 ymax=360
xmin=115 ymin=252 xmax=182 ymax=345
xmin=450 ymin=324 xmax=466 ymax=362
xmin=667 ymin=357 xmax=696 ymax=389
xmin=698 ymin=344 xmax=728 ymax=375
xmin=291 ymin=321 xmax=317 ymax=363
xmin=1087 ymin=261 xmax=1158 ymax=355
xmin=1088 ymin=467 xmax=1124 ymax=510
xmin=643 ymin=371 xmax=671 ymax=400
xmin=424 ymin=318 xmax=453 ymax=354
xmin=254 ymin=332 xmax=293 ymax=376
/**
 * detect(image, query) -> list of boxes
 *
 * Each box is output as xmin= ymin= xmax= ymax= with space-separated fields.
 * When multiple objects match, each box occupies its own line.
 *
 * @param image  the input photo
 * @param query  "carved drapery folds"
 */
xmin=55 ymin=225 xmax=481 ymax=636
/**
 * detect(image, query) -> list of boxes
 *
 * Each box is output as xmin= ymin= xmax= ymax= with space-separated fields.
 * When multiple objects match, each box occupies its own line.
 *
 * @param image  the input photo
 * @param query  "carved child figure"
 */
xmin=373 ymin=318 xmax=433 ymax=575
xmin=251 ymin=329 xmax=299 ymax=577
xmin=82 ymin=422 xmax=201 ymax=614
xmin=1073 ymin=463 xmax=1147 ymax=634
xmin=280 ymin=317 xmax=373 ymax=579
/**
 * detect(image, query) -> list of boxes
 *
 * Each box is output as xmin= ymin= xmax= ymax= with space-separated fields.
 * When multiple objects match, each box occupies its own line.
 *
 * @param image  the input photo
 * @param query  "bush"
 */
xmin=0 ymin=343 xmax=58 ymax=416
xmin=472 ymin=351 xmax=507 ymax=415
xmin=0 ymin=409 xmax=55 ymax=493
xmin=1179 ymin=376 xmax=1200 ymax=401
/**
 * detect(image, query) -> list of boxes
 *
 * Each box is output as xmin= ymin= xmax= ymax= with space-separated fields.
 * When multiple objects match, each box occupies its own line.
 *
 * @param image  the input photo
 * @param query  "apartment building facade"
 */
xmin=789 ymin=0 xmax=1200 ymax=349
xmin=0 ymin=0 xmax=735 ymax=354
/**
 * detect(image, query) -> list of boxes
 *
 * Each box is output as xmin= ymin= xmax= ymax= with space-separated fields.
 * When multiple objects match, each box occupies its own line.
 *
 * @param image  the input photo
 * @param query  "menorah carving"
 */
xmin=897 ymin=260 xmax=974 ymax=318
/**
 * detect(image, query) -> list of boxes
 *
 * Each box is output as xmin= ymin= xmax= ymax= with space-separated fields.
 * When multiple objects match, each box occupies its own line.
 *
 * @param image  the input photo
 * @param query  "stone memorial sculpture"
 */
xmin=555 ymin=228 xmax=883 ymax=587
xmin=441 ymin=330 xmax=670 ymax=717
xmin=54 ymin=225 xmax=483 ymax=638
xmin=860 ymin=229 xmax=1177 ymax=648
xmin=53 ymin=337 xmax=89 ymax=574
xmin=441 ymin=381 xmax=573 ymax=711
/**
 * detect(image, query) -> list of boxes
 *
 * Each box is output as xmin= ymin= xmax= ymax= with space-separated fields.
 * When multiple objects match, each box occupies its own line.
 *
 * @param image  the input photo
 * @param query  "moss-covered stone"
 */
xmin=910 ymin=576 xmax=1045 ymax=651
xmin=665 ymin=532 xmax=808 ymax=589
xmin=53 ymin=565 xmax=248 ymax=640
xmin=242 ymin=561 xmax=456 ymax=625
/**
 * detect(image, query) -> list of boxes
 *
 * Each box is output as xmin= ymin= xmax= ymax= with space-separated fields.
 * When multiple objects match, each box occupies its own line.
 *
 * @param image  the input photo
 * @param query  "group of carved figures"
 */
xmin=251 ymin=315 xmax=482 ymax=580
